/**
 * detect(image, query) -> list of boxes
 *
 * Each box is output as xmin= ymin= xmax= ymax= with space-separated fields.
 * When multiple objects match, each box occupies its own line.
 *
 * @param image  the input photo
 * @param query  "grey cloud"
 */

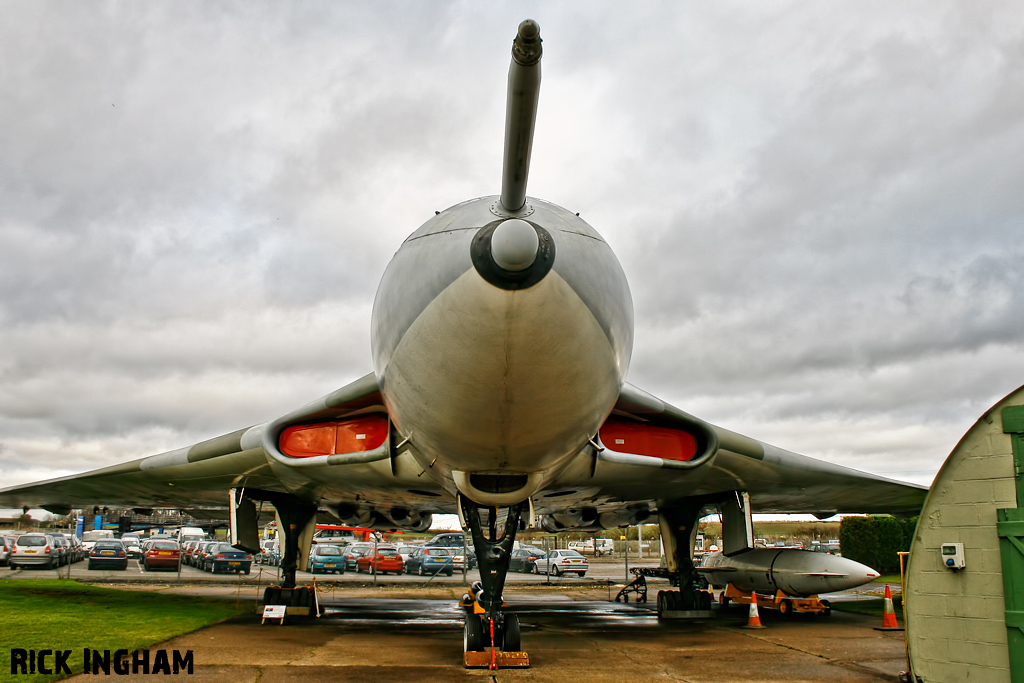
xmin=1 ymin=2 xmax=1021 ymax=492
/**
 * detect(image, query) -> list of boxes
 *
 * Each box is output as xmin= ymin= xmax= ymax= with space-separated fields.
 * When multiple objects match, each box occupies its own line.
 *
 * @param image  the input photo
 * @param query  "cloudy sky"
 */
xmin=2 ymin=2 xmax=1022 ymax=512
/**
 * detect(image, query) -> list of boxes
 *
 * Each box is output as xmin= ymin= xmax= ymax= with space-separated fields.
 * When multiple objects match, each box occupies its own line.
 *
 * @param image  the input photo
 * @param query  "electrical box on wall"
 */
xmin=940 ymin=542 xmax=965 ymax=570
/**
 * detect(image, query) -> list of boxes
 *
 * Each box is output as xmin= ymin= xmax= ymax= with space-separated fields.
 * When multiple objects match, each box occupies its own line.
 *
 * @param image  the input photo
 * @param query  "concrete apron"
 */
xmin=63 ymin=587 xmax=908 ymax=683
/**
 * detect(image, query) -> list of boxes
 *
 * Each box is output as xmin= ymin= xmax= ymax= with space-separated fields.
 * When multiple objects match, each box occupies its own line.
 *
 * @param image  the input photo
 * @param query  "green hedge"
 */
xmin=839 ymin=515 xmax=918 ymax=574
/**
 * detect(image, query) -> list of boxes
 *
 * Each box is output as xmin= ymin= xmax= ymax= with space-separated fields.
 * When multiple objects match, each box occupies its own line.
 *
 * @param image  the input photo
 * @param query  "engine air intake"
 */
xmin=280 ymin=415 xmax=389 ymax=457
xmin=599 ymin=415 xmax=697 ymax=461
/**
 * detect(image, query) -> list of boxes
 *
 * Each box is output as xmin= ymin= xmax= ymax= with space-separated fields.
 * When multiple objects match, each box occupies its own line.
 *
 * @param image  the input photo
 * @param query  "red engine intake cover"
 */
xmin=280 ymin=415 xmax=389 ymax=457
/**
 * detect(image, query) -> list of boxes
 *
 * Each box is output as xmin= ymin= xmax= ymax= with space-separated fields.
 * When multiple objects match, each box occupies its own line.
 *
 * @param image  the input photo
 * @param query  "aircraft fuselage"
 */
xmin=371 ymin=196 xmax=634 ymax=504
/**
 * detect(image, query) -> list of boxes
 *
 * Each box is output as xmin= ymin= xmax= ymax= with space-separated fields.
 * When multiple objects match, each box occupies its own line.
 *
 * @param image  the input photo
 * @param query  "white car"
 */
xmin=534 ymin=549 xmax=589 ymax=577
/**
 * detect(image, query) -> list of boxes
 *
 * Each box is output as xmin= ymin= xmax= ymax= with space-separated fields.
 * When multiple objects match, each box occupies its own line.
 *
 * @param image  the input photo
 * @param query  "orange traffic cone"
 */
xmin=742 ymin=592 xmax=766 ymax=629
xmin=874 ymin=584 xmax=903 ymax=631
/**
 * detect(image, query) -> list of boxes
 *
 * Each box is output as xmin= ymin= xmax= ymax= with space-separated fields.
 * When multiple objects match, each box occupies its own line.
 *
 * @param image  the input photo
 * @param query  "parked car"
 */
xmin=51 ymin=536 xmax=71 ymax=566
xmin=404 ymin=546 xmax=455 ymax=576
xmin=80 ymin=529 xmax=115 ymax=552
xmin=311 ymin=528 xmax=358 ymax=547
xmin=395 ymin=545 xmax=420 ymax=564
xmin=88 ymin=540 xmax=128 ymax=571
xmin=425 ymin=532 xmax=466 ymax=547
xmin=48 ymin=533 xmax=80 ymax=563
xmin=308 ymin=544 xmax=346 ymax=574
xmin=341 ymin=543 xmax=375 ymax=571
xmin=179 ymin=540 xmax=199 ymax=566
xmin=0 ymin=536 xmax=14 ymax=566
xmin=535 ymin=549 xmax=589 ymax=577
xmin=355 ymin=545 xmax=404 ymax=574
xmin=143 ymin=540 xmax=181 ymax=571
xmin=122 ymin=537 xmax=143 ymax=559
xmin=195 ymin=541 xmax=219 ymax=569
xmin=205 ymin=543 xmax=252 ymax=574
xmin=510 ymin=546 xmax=546 ymax=573
xmin=67 ymin=535 xmax=86 ymax=562
xmin=258 ymin=539 xmax=280 ymax=566
xmin=10 ymin=533 xmax=58 ymax=569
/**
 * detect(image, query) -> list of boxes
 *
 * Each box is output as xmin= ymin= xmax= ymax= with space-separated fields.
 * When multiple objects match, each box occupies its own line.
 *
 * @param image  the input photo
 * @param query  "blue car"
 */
xmin=404 ymin=546 xmax=456 ymax=576
xmin=308 ymin=545 xmax=346 ymax=574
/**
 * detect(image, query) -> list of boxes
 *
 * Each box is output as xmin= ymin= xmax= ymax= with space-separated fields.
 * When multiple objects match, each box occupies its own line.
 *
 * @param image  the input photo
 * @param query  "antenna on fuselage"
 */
xmin=499 ymin=20 xmax=542 ymax=213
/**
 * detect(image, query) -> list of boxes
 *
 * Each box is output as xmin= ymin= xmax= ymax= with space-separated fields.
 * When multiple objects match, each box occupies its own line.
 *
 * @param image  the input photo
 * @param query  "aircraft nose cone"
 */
xmin=470 ymin=217 xmax=555 ymax=291
xmin=491 ymin=219 xmax=539 ymax=271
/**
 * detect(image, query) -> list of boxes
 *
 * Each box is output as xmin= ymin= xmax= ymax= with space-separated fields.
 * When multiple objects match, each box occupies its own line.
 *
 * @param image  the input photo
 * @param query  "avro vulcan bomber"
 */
xmin=0 ymin=20 xmax=926 ymax=663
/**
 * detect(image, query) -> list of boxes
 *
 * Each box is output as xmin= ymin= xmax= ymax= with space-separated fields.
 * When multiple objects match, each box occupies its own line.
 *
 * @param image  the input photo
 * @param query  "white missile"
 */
xmin=698 ymin=548 xmax=880 ymax=597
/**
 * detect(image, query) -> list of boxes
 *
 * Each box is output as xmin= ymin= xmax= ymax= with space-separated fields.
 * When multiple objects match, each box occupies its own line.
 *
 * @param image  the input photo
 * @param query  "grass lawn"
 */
xmin=0 ymin=579 xmax=248 ymax=683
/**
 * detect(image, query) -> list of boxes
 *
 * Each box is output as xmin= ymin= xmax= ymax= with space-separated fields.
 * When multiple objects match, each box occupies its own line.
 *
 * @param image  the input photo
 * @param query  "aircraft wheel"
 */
xmin=779 ymin=599 xmax=792 ymax=616
xmin=657 ymin=591 xmax=667 ymax=617
xmin=464 ymin=615 xmax=484 ymax=652
xmin=502 ymin=613 xmax=521 ymax=652
xmin=819 ymin=599 xmax=832 ymax=616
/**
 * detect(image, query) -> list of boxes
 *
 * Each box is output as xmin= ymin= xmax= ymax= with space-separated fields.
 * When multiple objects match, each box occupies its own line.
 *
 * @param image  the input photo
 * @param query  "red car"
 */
xmin=143 ymin=541 xmax=181 ymax=571
xmin=355 ymin=545 xmax=404 ymax=575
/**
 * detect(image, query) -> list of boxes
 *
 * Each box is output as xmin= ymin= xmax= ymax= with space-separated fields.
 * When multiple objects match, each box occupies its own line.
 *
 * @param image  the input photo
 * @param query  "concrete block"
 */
xmin=943 ymin=505 xmax=979 ymax=527
xmin=992 ymin=479 xmax=1018 ymax=505
xmin=961 ymin=618 xmax=1010 ymax=647
xmin=912 ymin=635 xmax=951 ymax=665
xmin=951 ymin=480 xmax=993 ymax=504
xmin=920 ymin=658 xmax=971 ymax=682
xmin=969 ymin=572 xmax=1009 ymax=598
xmin=948 ymin=640 xmax=1012 ymax=668
xmin=947 ymin=596 xmax=1004 ymax=620
xmin=912 ymin=570 xmax=959 ymax=595
xmin=913 ymin=594 xmax=949 ymax=617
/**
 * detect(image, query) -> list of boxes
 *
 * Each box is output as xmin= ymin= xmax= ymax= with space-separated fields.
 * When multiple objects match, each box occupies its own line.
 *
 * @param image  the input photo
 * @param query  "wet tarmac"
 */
xmin=51 ymin=582 xmax=908 ymax=683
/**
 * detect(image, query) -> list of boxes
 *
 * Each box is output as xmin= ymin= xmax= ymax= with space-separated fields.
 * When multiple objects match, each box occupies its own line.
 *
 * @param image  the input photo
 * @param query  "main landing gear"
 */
xmin=459 ymin=496 xmax=530 ymax=669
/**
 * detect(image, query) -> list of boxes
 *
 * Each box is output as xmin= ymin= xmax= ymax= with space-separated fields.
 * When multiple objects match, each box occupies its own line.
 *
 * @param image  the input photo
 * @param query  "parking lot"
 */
xmin=7 ymin=553 xmax=675 ymax=589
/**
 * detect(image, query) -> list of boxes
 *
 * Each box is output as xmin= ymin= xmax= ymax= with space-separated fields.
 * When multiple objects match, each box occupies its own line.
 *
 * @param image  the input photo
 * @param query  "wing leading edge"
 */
xmin=574 ymin=382 xmax=928 ymax=516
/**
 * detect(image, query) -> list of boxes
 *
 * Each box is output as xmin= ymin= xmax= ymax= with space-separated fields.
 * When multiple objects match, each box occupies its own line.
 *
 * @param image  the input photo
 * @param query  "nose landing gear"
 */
xmin=459 ymin=496 xmax=531 ymax=669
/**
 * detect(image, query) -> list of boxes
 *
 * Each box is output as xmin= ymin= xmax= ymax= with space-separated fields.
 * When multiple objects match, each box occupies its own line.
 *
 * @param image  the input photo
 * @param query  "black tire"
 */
xmin=446 ymin=569 xmax=453 ymax=577
xmin=244 ymin=569 xmax=250 ymax=575
xmin=657 ymin=591 xmax=667 ymax=618
xmin=87 ymin=562 xmax=94 ymax=571
xmin=552 ymin=565 xmax=561 ymax=576
xmin=418 ymin=565 xmax=424 ymax=576
xmin=464 ymin=615 xmax=484 ymax=652
xmin=779 ymin=599 xmax=792 ymax=616
xmin=502 ymin=613 xmax=521 ymax=652
xmin=623 ymin=593 xmax=629 ymax=602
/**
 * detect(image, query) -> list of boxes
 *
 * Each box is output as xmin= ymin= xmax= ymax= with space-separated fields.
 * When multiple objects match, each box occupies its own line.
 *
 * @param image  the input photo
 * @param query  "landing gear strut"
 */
xmin=459 ymin=496 xmax=530 ymax=668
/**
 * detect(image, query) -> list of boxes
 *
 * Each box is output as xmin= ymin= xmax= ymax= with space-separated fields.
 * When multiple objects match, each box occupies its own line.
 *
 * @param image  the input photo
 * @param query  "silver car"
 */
xmin=0 ymin=536 xmax=13 ymax=566
xmin=10 ymin=533 xmax=59 ymax=569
